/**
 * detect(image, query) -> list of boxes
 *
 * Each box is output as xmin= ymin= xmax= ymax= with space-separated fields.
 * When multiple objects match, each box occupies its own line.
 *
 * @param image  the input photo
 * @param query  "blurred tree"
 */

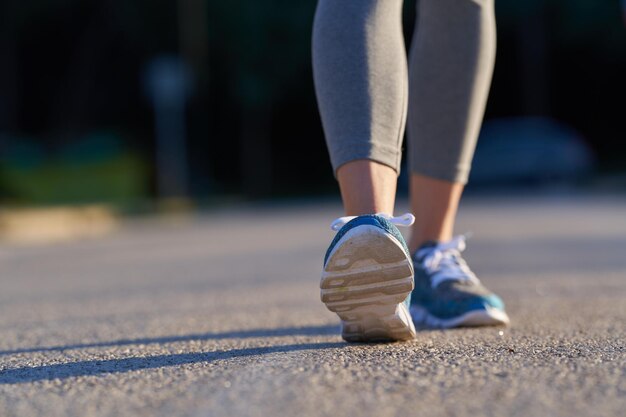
xmin=206 ymin=0 xmax=317 ymax=197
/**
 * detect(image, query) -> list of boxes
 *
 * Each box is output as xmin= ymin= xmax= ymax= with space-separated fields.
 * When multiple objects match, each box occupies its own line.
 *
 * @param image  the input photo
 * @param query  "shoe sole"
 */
xmin=410 ymin=305 xmax=510 ymax=328
xmin=321 ymin=225 xmax=416 ymax=342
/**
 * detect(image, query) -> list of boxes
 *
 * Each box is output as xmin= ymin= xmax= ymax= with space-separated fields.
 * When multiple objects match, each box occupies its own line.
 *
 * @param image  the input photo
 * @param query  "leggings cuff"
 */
xmin=410 ymin=163 xmax=471 ymax=185
xmin=330 ymin=142 xmax=402 ymax=178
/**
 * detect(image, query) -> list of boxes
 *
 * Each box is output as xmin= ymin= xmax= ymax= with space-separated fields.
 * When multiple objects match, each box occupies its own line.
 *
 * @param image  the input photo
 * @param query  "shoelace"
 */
xmin=330 ymin=213 xmax=415 ymax=231
xmin=415 ymin=235 xmax=480 ymax=288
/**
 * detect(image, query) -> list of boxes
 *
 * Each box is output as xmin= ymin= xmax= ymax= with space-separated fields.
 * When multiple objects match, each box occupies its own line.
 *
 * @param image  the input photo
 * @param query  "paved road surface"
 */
xmin=1 ymin=194 xmax=625 ymax=416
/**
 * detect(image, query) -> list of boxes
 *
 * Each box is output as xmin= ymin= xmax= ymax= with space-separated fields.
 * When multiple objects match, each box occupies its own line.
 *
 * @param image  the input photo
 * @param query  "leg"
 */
xmin=336 ymin=160 xmax=397 ymax=216
xmin=313 ymin=0 xmax=416 ymax=342
xmin=407 ymin=0 xmax=496 ymax=250
xmin=408 ymin=174 xmax=464 ymax=252
xmin=406 ymin=0 xmax=508 ymax=328
xmin=312 ymin=0 xmax=407 ymax=215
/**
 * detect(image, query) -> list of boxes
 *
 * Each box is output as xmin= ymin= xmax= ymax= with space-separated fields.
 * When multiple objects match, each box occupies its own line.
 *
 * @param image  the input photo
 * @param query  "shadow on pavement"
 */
xmin=0 ymin=324 xmax=340 ymax=356
xmin=0 ymin=341 xmax=346 ymax=385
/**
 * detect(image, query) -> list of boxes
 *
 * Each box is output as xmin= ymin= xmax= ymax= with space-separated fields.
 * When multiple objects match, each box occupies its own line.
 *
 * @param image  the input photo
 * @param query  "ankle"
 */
xmin=408 ymin=233 xmax=452 ymax=254
xmin=337 ymin=160 xmax=398 ymax=216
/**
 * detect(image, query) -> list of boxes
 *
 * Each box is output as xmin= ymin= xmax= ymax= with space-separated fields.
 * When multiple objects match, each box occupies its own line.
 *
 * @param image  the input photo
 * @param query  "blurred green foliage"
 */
xmin=0 ymin=134 xmax=148 ymax=205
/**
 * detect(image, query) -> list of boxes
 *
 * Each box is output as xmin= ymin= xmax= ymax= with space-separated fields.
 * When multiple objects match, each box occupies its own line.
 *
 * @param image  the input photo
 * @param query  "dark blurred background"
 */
xmin=0 ymin=0 xmax=625 ymax=207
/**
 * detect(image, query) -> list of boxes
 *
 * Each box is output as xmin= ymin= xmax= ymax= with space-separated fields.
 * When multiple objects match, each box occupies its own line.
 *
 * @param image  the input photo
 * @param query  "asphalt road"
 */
xmin=1 ymin=194 xmax=625 ymax=417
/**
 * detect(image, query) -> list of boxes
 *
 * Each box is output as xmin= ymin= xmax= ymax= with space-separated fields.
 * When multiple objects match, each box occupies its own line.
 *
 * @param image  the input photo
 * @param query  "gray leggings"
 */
xmin=312 ymin=0 xmax=496 ymax=184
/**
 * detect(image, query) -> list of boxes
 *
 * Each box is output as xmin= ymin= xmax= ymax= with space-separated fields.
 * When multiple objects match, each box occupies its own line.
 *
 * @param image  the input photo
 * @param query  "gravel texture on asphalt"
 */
xmin=0 ymin=195 xmax=625 ymax=417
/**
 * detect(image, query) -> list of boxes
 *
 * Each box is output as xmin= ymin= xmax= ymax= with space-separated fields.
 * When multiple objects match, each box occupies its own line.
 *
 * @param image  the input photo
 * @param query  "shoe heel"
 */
xmin=321 ymin=225 xmax=416 ymax=342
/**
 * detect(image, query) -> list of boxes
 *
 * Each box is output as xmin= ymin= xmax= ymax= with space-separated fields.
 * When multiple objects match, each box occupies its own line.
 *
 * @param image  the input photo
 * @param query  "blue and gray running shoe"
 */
xmin=410 ymin=236 xmax=510 ymax=328
xmin=321 ymin=213 xmax=417 ymax=342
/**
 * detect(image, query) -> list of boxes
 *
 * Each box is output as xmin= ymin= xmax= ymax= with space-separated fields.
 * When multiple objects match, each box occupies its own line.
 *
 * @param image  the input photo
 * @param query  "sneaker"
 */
xmin=410 ymin=236 xmax=510 ymax=328
xmin=321 ymin=213 xmax=417 ymax=342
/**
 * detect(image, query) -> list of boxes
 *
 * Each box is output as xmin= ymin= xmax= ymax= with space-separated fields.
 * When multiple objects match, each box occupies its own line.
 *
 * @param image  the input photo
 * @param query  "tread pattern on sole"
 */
xmin=321 ymin=225 xmax=416 ymax=342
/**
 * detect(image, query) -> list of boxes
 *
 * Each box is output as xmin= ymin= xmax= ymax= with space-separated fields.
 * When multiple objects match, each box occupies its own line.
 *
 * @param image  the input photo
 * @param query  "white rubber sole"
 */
xmin=410 ymin=304 xmax=510 ymax=329
xmin=321 ymin=225 xmax=416 ymax=342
